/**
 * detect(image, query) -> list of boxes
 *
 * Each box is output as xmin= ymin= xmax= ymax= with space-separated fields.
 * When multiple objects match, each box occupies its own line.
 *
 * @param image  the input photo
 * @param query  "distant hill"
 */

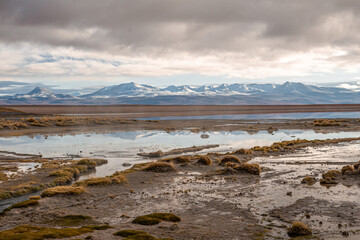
xmin=1 ymin=81 xmax=359 ymax=105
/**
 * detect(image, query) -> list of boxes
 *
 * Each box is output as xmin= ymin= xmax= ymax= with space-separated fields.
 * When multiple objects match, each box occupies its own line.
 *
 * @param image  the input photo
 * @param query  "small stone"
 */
xmin=122 ymin=162 xmax=132 ymax=167
xmin=341 ymin=231 xmax=350 ymax=237
xmin=170 ymin=223 xmax=179 ymax=230
xmin=286 ymin=191 xmax=292 ymax=196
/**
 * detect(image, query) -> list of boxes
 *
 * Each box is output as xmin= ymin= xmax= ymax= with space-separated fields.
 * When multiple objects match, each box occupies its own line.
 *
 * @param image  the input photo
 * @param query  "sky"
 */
xmin=1 ymin=0 xmax=360 ymax=93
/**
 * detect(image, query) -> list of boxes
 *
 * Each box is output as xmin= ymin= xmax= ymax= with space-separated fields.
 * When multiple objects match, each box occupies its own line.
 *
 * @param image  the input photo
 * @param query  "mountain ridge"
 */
xmin=1 ymin=81 xmax=359 ymax=105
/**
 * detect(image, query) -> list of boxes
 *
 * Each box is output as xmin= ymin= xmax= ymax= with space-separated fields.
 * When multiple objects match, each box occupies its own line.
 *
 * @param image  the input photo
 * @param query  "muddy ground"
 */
xmin=1 ymin=136 xmax=360 ymax=239
xmin=1 ymin=108 xmax=360 ymax=239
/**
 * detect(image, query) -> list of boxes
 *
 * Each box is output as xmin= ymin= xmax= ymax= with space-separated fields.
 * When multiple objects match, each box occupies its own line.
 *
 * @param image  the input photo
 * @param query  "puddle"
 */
xmin=0 ymin=130 xmax=360 ymax=179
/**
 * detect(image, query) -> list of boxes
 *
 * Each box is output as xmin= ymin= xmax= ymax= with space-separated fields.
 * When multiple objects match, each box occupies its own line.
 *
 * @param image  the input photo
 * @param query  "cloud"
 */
xmin=0 ymin=0 xmax=360 ymax=82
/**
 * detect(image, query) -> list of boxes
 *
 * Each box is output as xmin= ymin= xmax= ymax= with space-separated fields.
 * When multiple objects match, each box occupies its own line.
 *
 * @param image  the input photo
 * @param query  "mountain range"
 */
xmin=0 ymin=82 xmax=359 ymax=105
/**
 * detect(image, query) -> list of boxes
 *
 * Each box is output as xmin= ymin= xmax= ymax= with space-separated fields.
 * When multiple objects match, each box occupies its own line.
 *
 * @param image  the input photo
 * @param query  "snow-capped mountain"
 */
xmin=1 ymin=81 xmax=359 ymax=104
xmin=81 ymin=81 xmax=355 ymax=98
xmin=13 ymin=87 xmax=75 ymax=99
xmin=83 ymin=82 xmax=159 ymax=98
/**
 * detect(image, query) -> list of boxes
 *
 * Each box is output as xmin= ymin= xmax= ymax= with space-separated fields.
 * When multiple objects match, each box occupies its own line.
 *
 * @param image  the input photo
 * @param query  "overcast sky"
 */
xmin=1 ymin=0 xmax=360 ymax=90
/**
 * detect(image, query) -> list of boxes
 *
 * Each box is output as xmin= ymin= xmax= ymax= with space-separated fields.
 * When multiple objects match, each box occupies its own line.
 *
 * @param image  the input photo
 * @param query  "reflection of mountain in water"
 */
xmin=106 ymin=131 xmax=160 ymax=140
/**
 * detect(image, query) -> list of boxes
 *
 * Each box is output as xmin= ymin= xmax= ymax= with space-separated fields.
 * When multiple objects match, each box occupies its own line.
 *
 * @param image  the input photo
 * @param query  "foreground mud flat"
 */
xmin=1 ymin=137 xmax=360 ymax=239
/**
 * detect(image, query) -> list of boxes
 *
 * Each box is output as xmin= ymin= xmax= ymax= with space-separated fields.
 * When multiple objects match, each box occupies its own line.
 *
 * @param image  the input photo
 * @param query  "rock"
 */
xmin=286 ymin=191 xmax=292 ymax=196
xmin=170 ymin=223 xmax=179 ymax=230
xmin=301 ymin=176 xmax=316 ymax=185
xmin=341 ymin=231 xmax=350 ymax=237
xmin=288 ymin=221 xmax=312 ymax=236
xmin=122 ymin=162 xmax=132 ymax=167
xmin=200 ymin=134 xmax=209 ymax=139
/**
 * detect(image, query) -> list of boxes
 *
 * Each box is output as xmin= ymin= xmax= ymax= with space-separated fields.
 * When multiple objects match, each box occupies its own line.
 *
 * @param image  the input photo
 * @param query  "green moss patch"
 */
xmin=132 ymin=213 xmax=181 ymax=225
xmin=56 ymin=215 xmax=92 ymax=226
xmin=82 ymin=225 xmax=112 ymax=230
xmin=113 ymin=230 xmax=173 ymax=240
xmin=0 ymin=225 xmax=92 ymax=240
xmin=114 ymin=230 xmax=147 ymax=237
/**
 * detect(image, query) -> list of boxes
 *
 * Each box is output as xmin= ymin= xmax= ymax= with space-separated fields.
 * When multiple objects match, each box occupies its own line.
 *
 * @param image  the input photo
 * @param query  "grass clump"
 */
xmin=320 ymin=178 xmax=337 ymax=185
xmin=235 ymin=163 xmax=261 ymax=175
xmin=160 ymin=156 xmax=191 ymax=164
xmin=322 ymin=170 xmax=340 ymax=180
xmin=353 ymin=161 xmax=360 ymax=169
xmin=341 ymin=165 xmax=354 ymax=175
xmin=142 ymin=162 xmax=176 ymax=172
xmin=0 ymin=224 xmax=111 ymax=240
xmin=313 ymin=119 xmax=340 ymax=127
xmin=301 ymin=176 xmax=316 ymax=185
xmin=194 ymin=155 xmax=212 ymax=166
xmin=75 ymin=177 xmax=112 ymax=187
xmin=145 ymin=150 xmax=164 ymax=158
xmin=1 ymin=199 xmax=39 ymax=215
xmin=110 ymin=173 xmax=127 ymax=184
xmin=40 ymin=186 xmax=85 ymax=198
xmin=82 ymin=225 xmax=112 ymax=230
xmin=132 ymin=213 xmax=181 ymax=226
xmin=287 ymin=221 xmax=312 ymax=236
xmin=57 ymin=215 xmax=92 ymax=226
xmin=233 ymin=148 xmax=253 ymax=155
xmin=0 ymin=172 xmax=7 ymax=181
xmin=77 ymin=159 xmax=108 ymax=168
xmin=219 ymin=155 xmax=242 ymax=166
xmin=113 ymin=230 xmax=147 ymax=237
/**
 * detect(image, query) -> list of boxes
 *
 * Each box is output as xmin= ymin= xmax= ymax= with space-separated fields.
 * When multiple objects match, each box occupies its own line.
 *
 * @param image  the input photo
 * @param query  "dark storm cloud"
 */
xmin=1 ymin=0 xmax=360 ymax=54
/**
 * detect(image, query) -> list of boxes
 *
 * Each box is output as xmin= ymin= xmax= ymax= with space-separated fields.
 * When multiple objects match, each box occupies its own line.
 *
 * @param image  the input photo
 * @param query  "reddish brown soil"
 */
xmin=8 ymin=104 xmax=360 ymax=118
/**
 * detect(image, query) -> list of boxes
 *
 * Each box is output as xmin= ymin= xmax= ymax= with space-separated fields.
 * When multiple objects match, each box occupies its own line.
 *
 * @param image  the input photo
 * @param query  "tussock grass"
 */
xmin=219 ymin=155 xmax=242 ymax=166
xmin=233 ymin=148 xmax=253 ymax=155
xmin=142 ymin=162 xmax=176 ymax=172
xmin=313 ymin=119 xmax=341 ymax=127
xmin=287 ymin=221 xmax=312 ymax=236
xmin=341 ymin=165 xmax=354 ymax=175
xmin=194 ymin=155 xmax=212 ymax=166
xmin=111 ymin=173 xmax=127 ymax=184
xmin=75 ymin=177 xmax=112 ymax=186
xmin=40 ymin=186 xmax=85 ymax=198
xmin=301 ymin=176 xmax=316 ymax=185
xmin=0 ymin=172 xmax=7 ymax=181
xmin=160 ymin=156 xmax=191 ymax=164
xmin=77 ymin=159 xmax=108 ymax=168
xmin=132 ymin=213 xmax=181 ymax=226
xmin=0 ymin=181 xmax=43 ymax=201
xmin=322 ymin=170 xmax=340 ymax=180
xmin=235 ymin=163 xmax=261 ymax=175
xmin=75 ymin=172 xmax=127 ymax=187
xmin=320 ymin=178 xmax=337 ymax=185
xmin=1 ymin=199 xmax=39 ymax=215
